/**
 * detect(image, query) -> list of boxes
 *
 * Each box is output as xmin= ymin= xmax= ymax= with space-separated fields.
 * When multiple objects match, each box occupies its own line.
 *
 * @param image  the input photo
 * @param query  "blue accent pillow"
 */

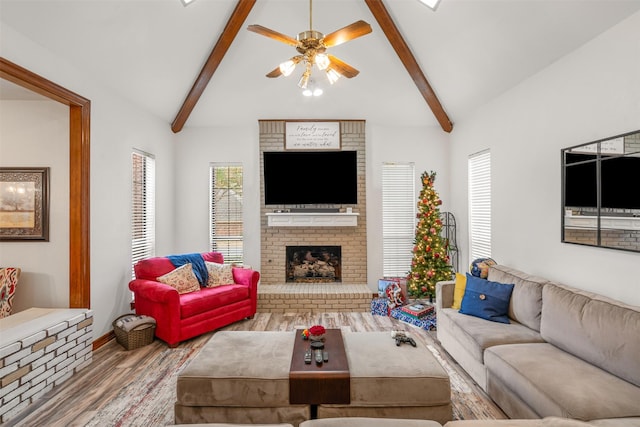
xmin=459 ymin=273 xmax=515 ymax=324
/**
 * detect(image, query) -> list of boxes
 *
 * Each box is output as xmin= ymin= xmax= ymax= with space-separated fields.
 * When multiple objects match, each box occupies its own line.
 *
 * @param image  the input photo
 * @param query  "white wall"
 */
xmin=449 ymin=11 xmax=640 ymax=305
xmin=1 ymin=23 xmax=177 ymax=338
xmin=0 ymin=100 xmax=70 ymax=311
xmin=366 ymin=124 xmax=450 ymax=287
xmin=172 ymin=125 xmax=262 ymax=271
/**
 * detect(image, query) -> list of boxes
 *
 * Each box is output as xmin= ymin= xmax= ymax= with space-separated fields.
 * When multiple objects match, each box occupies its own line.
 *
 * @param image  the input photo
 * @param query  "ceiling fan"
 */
xmin=247 ymin=0 xmax=372 ymax=89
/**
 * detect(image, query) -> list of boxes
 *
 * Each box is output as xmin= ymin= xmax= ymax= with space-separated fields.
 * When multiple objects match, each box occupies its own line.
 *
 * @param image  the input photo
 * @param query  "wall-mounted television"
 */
xmin=263 ymin=151 xmax=358 ymax=205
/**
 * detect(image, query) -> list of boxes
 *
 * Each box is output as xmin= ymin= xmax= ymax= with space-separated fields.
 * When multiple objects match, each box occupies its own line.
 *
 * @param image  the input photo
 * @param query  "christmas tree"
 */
xmin=407 ymin=171 xmax=453 ymax=300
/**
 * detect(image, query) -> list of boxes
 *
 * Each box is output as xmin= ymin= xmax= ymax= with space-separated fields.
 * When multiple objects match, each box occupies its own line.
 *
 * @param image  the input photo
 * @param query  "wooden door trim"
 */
xmin=1 ymin=57 xmax=91 ymax=309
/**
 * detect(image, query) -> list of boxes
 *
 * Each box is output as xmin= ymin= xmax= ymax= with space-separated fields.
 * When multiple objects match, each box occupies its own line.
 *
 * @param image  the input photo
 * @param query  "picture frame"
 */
xmin=285 ymin=121 xmax=341 ymax=150
xmin=0 ymin=167 xmax=50 ymax=241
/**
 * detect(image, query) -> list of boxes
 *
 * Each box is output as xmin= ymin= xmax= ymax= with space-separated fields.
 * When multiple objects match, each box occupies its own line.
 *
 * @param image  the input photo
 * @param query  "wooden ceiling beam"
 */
xmin=364 ymin=0 xmax=453 ymax=133
xmin=171 ymin=0 xmax=256 ymax=133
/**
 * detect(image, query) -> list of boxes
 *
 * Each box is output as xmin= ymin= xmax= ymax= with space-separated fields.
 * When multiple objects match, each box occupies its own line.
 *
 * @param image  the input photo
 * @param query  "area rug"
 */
xmin=83 ymin=346 xmax=197 ymax=427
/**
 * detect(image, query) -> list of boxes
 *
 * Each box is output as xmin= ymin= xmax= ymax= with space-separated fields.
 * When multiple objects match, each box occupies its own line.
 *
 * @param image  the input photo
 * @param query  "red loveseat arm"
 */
xmin=129 ymin=279 xmax=181 ymax=345
xmin=232 ymin=267 xmax=260 ymax=314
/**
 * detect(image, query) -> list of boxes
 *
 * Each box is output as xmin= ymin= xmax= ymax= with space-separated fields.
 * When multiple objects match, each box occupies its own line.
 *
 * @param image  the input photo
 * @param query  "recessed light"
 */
xmin=418 ymin=0 xmax=441 ymax=11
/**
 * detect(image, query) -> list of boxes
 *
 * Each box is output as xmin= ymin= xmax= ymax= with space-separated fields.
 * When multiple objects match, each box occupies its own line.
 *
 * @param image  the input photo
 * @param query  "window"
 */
xmin=382 ymin=162 xmax=416 ymax=276
xmin=210 ymin=164 xmax=243 ymax=265
xmin=131 ymin=150 xmax=155 ymax=277
xmin=468 ymin=150 xmax=491 ymax=261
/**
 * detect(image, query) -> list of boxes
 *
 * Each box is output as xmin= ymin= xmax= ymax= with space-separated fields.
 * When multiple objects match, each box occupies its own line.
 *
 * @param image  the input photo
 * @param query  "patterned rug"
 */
xmin=83 ymin=346 xmax=198 ymax=427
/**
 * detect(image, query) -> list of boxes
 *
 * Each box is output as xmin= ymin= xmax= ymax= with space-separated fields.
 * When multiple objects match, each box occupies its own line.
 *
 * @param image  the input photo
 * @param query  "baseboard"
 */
xmin=93 ymin=330 xmax=115 ymax=351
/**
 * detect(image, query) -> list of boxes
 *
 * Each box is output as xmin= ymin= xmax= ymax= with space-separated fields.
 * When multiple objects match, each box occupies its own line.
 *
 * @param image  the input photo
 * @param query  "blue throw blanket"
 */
xmin=167 ymin=253 xmax=208 ymax=286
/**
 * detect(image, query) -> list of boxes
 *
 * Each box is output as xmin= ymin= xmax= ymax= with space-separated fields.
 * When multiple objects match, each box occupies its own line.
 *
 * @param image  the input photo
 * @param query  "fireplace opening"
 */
xmin=286 ymin=246 xmax=342 ymax=283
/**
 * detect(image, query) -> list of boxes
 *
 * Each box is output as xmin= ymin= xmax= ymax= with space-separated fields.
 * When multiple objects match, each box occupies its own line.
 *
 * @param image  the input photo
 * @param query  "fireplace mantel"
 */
xmin=266 ymin=212 xmax=359 ymax=227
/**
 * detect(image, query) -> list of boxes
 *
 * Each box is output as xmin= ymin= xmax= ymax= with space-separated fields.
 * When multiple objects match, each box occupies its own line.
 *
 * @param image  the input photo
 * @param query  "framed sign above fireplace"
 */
xmin=285 ymin=121 xmax=340 ymax=150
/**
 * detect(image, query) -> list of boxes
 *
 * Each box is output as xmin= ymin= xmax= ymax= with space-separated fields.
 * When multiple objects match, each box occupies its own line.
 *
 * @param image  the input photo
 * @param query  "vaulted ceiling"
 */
xmin=2 ymin=0 xmax=639 ymax=131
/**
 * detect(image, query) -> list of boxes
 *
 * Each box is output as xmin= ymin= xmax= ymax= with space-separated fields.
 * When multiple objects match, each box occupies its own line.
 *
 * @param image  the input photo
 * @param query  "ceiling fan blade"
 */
xmin=266 ymin=66 xmax=283 ymax=78
xmin=322 ymin=20 xmax=372 ymax=48
xmin=327 ymin=55 xmax=360 ymax=78
xmin=247 ymin=24 xmax=299 ymax=47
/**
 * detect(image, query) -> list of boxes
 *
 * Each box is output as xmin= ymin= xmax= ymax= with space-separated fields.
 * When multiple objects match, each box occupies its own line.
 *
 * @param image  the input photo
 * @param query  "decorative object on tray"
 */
xmin=308 ymin=324 xmax=326 ymax=342
xmin=400 ymin=302 xmax=435 ymax=319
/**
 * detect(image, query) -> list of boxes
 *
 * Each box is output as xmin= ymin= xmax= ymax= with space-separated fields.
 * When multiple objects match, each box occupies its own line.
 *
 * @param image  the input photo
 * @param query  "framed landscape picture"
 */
xmin=0 ymin=167 xmax=50 ymax=241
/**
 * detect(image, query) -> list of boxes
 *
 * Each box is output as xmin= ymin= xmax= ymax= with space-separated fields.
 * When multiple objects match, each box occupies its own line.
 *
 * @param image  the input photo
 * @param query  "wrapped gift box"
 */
xmin=371 ymin=297 xmax=391 ymax=316
xmin=390 ymin=307 xmax=437 ymax=331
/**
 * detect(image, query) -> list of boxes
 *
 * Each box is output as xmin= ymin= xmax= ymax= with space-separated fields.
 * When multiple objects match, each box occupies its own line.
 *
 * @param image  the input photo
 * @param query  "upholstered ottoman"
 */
xmin=175 ymin=331 xmax=309 ymax=426
xmin=317 ymin=331 xmax=452 ymax=424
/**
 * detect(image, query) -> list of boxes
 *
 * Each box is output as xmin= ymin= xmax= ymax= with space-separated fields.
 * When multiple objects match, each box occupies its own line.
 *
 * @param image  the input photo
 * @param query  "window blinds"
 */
xmin=382 ymin=162 xmax=416 ymax=277
xmin=131 ymin=150 xmax=155 ymax=278
xmin=468 ymin=150 xmax=491 ymax=261
xmin=210 ymin=164 xmax=244 ymax=265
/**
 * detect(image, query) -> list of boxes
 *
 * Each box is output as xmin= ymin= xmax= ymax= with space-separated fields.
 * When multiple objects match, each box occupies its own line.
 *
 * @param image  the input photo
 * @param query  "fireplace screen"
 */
xmin=286 ymin=246 xmax=341 ymax=283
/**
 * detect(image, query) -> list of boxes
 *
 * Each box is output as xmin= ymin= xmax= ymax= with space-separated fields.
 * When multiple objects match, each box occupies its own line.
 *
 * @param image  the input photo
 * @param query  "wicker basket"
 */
xmin=112 ymin=314 xmax=156 ymax=350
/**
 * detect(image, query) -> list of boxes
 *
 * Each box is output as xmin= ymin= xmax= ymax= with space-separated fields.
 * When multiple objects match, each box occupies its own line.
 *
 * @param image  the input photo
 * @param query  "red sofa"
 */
xmin=128 ymin=252 xmax=260 ymax=347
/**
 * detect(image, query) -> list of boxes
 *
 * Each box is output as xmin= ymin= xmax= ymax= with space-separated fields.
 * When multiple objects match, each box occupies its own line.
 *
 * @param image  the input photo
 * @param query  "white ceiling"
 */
xmin=1 ymin=0 xmax=639 ymax=130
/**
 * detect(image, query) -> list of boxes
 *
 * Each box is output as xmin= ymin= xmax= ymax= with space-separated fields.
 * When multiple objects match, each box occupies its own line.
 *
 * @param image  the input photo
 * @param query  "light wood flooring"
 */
xmin=7 ymin=312 xmax=506 ymax=426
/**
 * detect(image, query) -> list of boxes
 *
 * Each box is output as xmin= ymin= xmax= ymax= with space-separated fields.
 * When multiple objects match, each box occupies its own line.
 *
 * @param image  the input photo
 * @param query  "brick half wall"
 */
xmin=0 ymin=308 xmax=93 ymax=423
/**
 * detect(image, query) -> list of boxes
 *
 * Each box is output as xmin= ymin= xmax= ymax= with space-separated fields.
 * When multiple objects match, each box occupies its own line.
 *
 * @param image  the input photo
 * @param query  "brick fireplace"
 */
xmin=257 ymin=120 xmax=371 ymax=313
xmin=259 ymin=120 xmax=367 ymax=286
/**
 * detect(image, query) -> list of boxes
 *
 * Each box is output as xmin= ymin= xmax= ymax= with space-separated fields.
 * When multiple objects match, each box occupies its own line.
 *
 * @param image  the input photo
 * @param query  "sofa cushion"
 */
xmin=302 ymin=418 xmax=442 ymax=427
xmin=206 ymin=262 xmax=234 ymax=287
xmin=179 ymin=284 xmax=250 ymax=319
xmin=485 ymin=343 xmax=640 ymax=420
xmin=444 ymin=417 xmax=595 ymax=426
xmin=451 ymin=272 xmax=466 ymax=310
xmin=488 ymin=265 xmax=547 ymax=331
xmin=438 ymin=308 xmax=544 ymax=364
xmin=540 ymin=282 xmax=640 ymax=388
xmin=460 ymin=274 xmax=514 ymax=324
xmin=157 ymin=263 xmax=200 ymax=294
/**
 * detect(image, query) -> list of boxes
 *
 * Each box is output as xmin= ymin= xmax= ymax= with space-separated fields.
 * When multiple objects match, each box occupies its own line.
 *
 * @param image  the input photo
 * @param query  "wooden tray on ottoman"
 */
xmin=289 ymin=329 xmax=350 ymax=405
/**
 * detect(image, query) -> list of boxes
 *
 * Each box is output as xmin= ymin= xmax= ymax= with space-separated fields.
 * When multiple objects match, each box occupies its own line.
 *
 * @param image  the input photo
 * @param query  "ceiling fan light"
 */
xmin=279 ymin=60 xmax=297 ymax=77
xmin=315 ymin=53 xmax=330 ymax=70
xmin=313 ymin=88 xmax=323 ymax=96
xmin=302 ymin=88 xmax=313 ymax=96
xmin=326 ymin=68 xmax=341 ymax=85
xmin=298 ymin=72 xmax=310 ymax=89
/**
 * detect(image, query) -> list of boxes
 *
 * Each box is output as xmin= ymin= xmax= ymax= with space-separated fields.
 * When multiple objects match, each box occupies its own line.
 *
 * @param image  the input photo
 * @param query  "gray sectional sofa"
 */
xmin=435 ymin=264 xmax=640 ymax=424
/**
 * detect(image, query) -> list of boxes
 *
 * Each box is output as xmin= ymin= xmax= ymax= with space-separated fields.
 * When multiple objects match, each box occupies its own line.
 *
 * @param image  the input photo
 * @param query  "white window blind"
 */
xmin=210 ymin=163 xmax=243 ymax=265
xmin=468 ymin=150 xmax=491 ymax=261
xmin=382 ymin=162 xmax=416 ymax=277
xmin=131 ymin=150 xmax=155 ymax=278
